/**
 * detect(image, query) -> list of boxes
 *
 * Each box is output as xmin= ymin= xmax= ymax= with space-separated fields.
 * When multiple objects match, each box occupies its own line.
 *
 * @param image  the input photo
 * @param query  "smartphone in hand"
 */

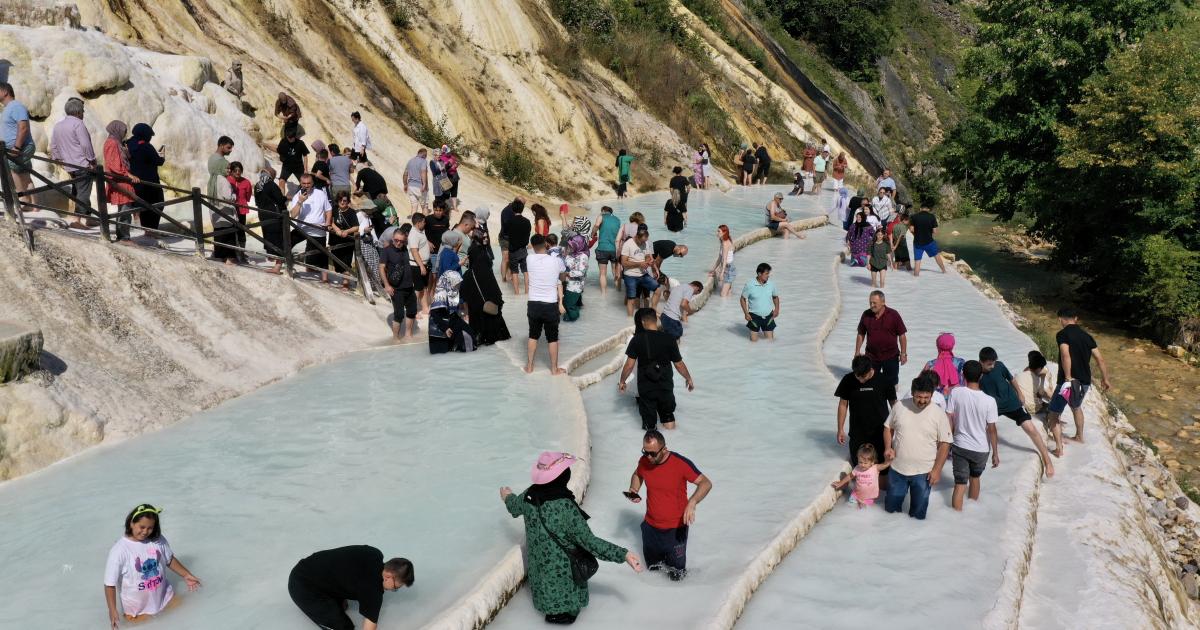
xmin=622 ymin=491 xmax=640 ymax=500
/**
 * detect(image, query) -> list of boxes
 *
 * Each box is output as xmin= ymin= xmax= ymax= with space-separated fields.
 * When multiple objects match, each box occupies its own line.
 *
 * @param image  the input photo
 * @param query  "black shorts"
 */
xmin=391 ymin=287 xmax=418 ymax=320
xmin=1001 ymin=408 xmax=1032 ymax=426
xmin=509 ymin=247 xmax=528 ymax=273
xmin=637 ymin=388 xmax=676 ymax=430
xmin=288 ymin=567 xmax=354 ymax=630
xmin=527 ymin=301 xmax=560 ymax=342
xmin=951 ymin=445 xmax=989 ymax=485
xmin=595 ymin=250 xmax=617 ymax=264
xmin=746 ymin=313 xmax=776 ymax=332
xmin=411 ymin=267 xmax=428 ymax=291
xmin=280 ymin=164 xmax=305 ymax=184
xmin=758 ymin=161 xmax=771 ymax=179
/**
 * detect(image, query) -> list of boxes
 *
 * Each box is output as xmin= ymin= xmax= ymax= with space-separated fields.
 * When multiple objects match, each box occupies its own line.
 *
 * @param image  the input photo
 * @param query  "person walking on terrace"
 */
xmin=625 ymin=430 xmax=713 ymax=582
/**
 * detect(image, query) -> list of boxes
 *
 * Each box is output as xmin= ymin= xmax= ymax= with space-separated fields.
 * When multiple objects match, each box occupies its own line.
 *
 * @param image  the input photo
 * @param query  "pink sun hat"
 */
xmin=531 ymin=451 xmax=577 ymax=485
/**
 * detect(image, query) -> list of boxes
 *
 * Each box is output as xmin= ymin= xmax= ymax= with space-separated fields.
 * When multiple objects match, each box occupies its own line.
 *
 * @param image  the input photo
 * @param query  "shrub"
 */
xmin=486 ymin=138 xmax=543 ymax=191
xmin=410 ymin=114 xmax=470 ymax=157
xmin=550 ymin=0 xmax=616 ymax=36
xmin=380 ymin=0 xmax=418 ymax=29
xmin=1120 ymin=235 xmax=1200 ymax=326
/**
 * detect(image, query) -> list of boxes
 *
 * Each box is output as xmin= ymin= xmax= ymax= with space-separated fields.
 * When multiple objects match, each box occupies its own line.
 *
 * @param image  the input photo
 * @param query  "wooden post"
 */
xmin=281 ymin=210 xmax=294 ymax=277
xmin=93 ymin=166 xmax=110 ymax=242
xmin=0 ymin=141 xmax=16 ymax=219
xmin=191 ymin=188 xmax=206 ymax=258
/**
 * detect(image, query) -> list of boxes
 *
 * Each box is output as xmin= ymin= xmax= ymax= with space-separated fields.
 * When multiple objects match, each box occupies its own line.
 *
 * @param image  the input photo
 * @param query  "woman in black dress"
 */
xmin=327 ymin=191 xmax=359 ymax=289
xmin=254 ymin=166 xmax=290 ymax=274
xmin=126 ymin=123 xmax=165 ymax=233
xmin=461 ymin=228 xmax=511 ymax=346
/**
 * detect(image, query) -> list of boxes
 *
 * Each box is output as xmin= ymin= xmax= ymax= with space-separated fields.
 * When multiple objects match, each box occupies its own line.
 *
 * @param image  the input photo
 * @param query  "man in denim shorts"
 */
xmin=1047 ymin=307 xmax=1112 ymax=456
xmin=621 ymin=226 xmax=660 ymax=316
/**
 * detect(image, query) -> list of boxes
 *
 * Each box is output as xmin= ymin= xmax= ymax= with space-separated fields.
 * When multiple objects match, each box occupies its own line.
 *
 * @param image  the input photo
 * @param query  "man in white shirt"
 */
xmin=525 ymin=234 xmax=567 ymax=375
xmin=289 ymin=174 xmax=333 ymax=283
xmin=351 ymin=111 xmax=372 ymax=159
xmin=873 ymin=188 xmax=894 ymax=224
xmin=876 ymin=168 xmax=897 ymax=196
xmin=945 ymin=361 xmax=1000 ymax=511
xmin=621 ymin=226 xmax=660 ymax=316
xmin=883 ymin=374 xmax=952 ymax=520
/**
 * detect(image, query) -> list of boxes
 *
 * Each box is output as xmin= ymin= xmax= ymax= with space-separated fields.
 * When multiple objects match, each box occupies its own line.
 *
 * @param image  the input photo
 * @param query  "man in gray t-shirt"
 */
xmin=403 ymin=148 xmax=429 ymax=214
xmin=660 ymin=280 xmax=700 ymax=341
xmin=328 ymin=149 xmax=353 ymax=197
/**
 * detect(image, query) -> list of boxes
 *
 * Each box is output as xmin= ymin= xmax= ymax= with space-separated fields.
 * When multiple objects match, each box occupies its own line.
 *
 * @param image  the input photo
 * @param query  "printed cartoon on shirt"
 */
xmin=134 ymin=549 xmax=165 ymax=591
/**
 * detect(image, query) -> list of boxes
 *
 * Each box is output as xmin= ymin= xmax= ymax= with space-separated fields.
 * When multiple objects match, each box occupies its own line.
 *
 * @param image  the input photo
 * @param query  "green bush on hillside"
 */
xmin=759 ymin=0 xmax=896 ymax=80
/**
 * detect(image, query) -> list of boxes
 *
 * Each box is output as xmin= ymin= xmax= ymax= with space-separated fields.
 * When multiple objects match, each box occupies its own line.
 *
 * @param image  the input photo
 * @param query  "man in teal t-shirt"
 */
xmin=591 ymin=205 xmax=622 ymax=293
xmin=740 ymin=262 xmax=780 ymax=342
xmin=616 ymin=149 xmax=635 ymax=198
xmin=978 ymin=346 xmax=1056 ymax=478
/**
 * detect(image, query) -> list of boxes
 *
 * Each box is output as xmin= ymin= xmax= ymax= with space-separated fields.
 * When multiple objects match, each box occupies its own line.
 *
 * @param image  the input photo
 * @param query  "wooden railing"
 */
xmin=0 ymin=141 xmax=377 ymax=304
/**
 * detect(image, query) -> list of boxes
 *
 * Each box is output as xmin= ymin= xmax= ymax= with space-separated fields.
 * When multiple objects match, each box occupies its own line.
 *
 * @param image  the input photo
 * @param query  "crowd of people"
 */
xmin=4 ymin=75 xmax=1125 ymax=627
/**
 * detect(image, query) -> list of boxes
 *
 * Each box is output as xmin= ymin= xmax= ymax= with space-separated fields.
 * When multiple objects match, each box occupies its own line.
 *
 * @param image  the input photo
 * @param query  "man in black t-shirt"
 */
xmin=506 ymin=204 xmax=533 ymax=294
xmin=288 ymin=545 xmax=413 ymax=630
xmin=651 ymin=240 xmax=688 ymax=277
xmin=379 ymin=230 xmax=418 ymax=340
xmin=754 ymin=143 xmax=771 ymax=184
xmin=909 ymin=207 xmax=946 ymax=276
xmin=1047 ymin=307 xmax=1112 ymax=454
xmin=276 ymin=128 xmax=310 ymax=190
xmin=619 ymin=309 xmax=696 ymax=430
xmin=497 ymin=196 xmax=524 ymax=281
xmin=835 ymin=356 xmax=898 ymax=467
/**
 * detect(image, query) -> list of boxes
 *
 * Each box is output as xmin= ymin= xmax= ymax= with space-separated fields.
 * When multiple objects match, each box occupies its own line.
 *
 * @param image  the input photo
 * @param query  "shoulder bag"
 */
xmin=536 ymin=502 xmax=599 ymax=587
xmin=470 ymin=269 xmax=500 ymax=315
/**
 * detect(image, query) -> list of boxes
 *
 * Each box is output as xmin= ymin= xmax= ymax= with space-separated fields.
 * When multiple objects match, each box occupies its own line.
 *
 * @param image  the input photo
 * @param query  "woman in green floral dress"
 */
xmin=501 ymin=451 xmax=644 ymax=625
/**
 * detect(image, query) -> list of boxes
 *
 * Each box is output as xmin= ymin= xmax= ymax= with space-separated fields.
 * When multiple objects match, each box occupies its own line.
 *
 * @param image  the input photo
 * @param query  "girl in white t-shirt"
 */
xmin=104 ymin=504 xmax=202 ymax=627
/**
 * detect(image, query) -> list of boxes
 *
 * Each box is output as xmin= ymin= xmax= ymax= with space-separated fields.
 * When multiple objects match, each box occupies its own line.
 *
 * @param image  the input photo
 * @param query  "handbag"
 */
xmin=536 ymin=503 xmax=599 ymax=587
xmin=432 ymin=161 xmax=453 ymax=191
xmin=470 ymin=269 xmax=500 ymax=315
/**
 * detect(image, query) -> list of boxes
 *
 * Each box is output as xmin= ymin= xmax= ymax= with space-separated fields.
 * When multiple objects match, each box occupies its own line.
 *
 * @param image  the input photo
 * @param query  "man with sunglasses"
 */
xmin=288 ymin=545 xmax=413 ymax=630
xmin=626 ymin=430 xmax=713 ymax=581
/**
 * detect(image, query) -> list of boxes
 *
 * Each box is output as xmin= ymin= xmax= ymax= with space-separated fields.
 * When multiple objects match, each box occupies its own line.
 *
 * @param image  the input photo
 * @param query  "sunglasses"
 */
xmin=642 ymin=449 xmax=663 ymax=458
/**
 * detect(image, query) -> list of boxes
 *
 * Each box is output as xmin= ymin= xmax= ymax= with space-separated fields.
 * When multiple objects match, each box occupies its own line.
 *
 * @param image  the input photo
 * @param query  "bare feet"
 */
xmin=523 ymin=365 xmax=534 ymax=374
xmin=1052 ymin=447 xmax=1063 ymax=458
xmin=1044 ymin=461 xmax=1055 ymax=478
xmin=549 ymin=367 xmax=566 ymax=375
xmin=1067 ymin=435 xmax=1084 ymax=443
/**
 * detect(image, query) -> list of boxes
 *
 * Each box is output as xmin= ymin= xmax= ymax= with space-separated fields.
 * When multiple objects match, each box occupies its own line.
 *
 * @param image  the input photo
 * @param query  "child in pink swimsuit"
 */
xmin=831 ymin=444 xmax=892 ymax=508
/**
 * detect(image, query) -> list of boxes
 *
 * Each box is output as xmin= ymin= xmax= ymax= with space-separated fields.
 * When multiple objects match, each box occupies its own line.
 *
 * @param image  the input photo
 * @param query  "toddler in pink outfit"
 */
xmin=831 ymin=444 xmax=891 ymax=508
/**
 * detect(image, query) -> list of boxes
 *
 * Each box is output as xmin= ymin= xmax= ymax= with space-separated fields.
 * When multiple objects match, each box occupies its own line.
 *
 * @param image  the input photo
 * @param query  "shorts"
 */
xmin=279 ymin=163 xmax=305 ymax=184
xmin=508 ymin=247 xmax=528 ymax=273
xmin=722 ymin=263 xmax=736 ymax=284
xmin=637 ymin=388 xmax=677 ymax=429
xmin=1001 ymin=408 xmax=1032 ymax=426
xmin=406 ymin=188 xmax=427 ymax=208
xmin=814 ymin=172 xmax=826 ymax=184
xmin=623 ymin=274 xmax=658 ymax=299
xmin=5 ymin=142 xmax=34 ymax=174
xmin=951 ymin=445 xmax=989 ymax=485
xmin=1049 ymin=381 xmax=1089 ymax=413
xmin=913 ymin=240 xmax=939 ymax=260
xmin=869 ymin=262 xmax=887 ymax=272
xmin=498 ymin=236 xmax=510 ymax=251
xmin=660 ymin=315 xmax=683 ymax=339
xmin=390 ymin=286 xmax=419 ymax=320
xmin=527 ymin=301 xmax=560 ymax=342
xmin=746 ymin=313 xmax=776 ymax=333
xmin=595 ymin=249 xmax=617 ymax=264
xmin=289 ymin=567 xmax=354 ymax=630
xmin=767 ymin=220 xmax=780 ymax=232
xmin=411 ymin=266 xmax=428 ymax=291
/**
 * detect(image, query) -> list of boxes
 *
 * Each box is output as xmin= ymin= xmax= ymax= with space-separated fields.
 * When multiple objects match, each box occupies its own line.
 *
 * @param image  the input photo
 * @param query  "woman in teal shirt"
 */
xmin=591 ymin=205 xmax=622 ymax=292
xmin=616 ymin=149 xmax=635 ymax=198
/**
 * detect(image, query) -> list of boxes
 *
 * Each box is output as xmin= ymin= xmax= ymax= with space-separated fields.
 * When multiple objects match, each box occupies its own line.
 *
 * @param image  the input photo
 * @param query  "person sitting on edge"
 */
xmin=765 ymin=192 xmax=804 ymax=239
xmin=1014 ymin=350 xmax=1055 ymax=416
xmin=619 ymin=308 xmax=695 ymax=430
xmin=621 ymin=226 xmax=660 ymax=316
xmin=288 ymin=546 xmax=413 ymax=630
xmin=979 ymin=346 xmax=1055 ymax=477
xmin=740 ymin=262 xmax=779 ymax=342
xmin=830 ymin=444 xmax=890 ymax=508
xmin=625 ymin=430 xmax=713 ymax=581
xmin=883 ymin=374 xmax=952 ymax=520
xmin=946 ymin=360 xmax=1000 ymax=511
xmin=104 ymin=504 xmax=202 ymax=628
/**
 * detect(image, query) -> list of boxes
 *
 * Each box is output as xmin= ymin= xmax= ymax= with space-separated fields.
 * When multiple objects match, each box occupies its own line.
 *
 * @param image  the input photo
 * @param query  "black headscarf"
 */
xmin=523 ymin=467 xmax=575 ymax=506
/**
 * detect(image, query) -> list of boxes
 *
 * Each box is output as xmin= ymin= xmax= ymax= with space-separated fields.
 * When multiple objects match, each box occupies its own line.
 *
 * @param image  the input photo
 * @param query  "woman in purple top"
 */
xmin=846 ymin=212 xmax=875 ymax=267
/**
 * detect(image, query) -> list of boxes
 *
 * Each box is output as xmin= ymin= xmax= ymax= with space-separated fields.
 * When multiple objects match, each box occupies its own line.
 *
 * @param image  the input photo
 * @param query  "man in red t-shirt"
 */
xmin=854 ymin=290 xmax=908 ymax=388
xmin=626 ymin=430 xmax=713 ymax=580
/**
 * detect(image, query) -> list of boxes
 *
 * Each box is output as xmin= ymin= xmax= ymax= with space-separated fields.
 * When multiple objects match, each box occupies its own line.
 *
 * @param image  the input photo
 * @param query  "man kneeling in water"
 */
xmin=288 ymin=546 xmax=413 ymax=630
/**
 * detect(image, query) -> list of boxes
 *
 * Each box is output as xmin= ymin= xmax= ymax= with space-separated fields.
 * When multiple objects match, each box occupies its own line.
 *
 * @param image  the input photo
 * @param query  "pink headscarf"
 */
xmin=931 ymin=333 xmax=961 ymax=389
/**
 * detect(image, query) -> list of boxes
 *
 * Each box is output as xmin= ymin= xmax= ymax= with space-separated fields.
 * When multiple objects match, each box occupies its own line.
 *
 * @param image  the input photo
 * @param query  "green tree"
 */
xmin=941 ymin=0 xmax=1181 ymax=222
xmin=761 ymin=0 xmax=896 ymax=79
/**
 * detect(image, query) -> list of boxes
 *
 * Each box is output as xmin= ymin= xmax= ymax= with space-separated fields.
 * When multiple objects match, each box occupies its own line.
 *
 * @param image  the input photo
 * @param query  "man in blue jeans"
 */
xmin=883 ymin=374 xmax=952 ymax=519
xmin=621 ymin=226 xmax=660 ymax=316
